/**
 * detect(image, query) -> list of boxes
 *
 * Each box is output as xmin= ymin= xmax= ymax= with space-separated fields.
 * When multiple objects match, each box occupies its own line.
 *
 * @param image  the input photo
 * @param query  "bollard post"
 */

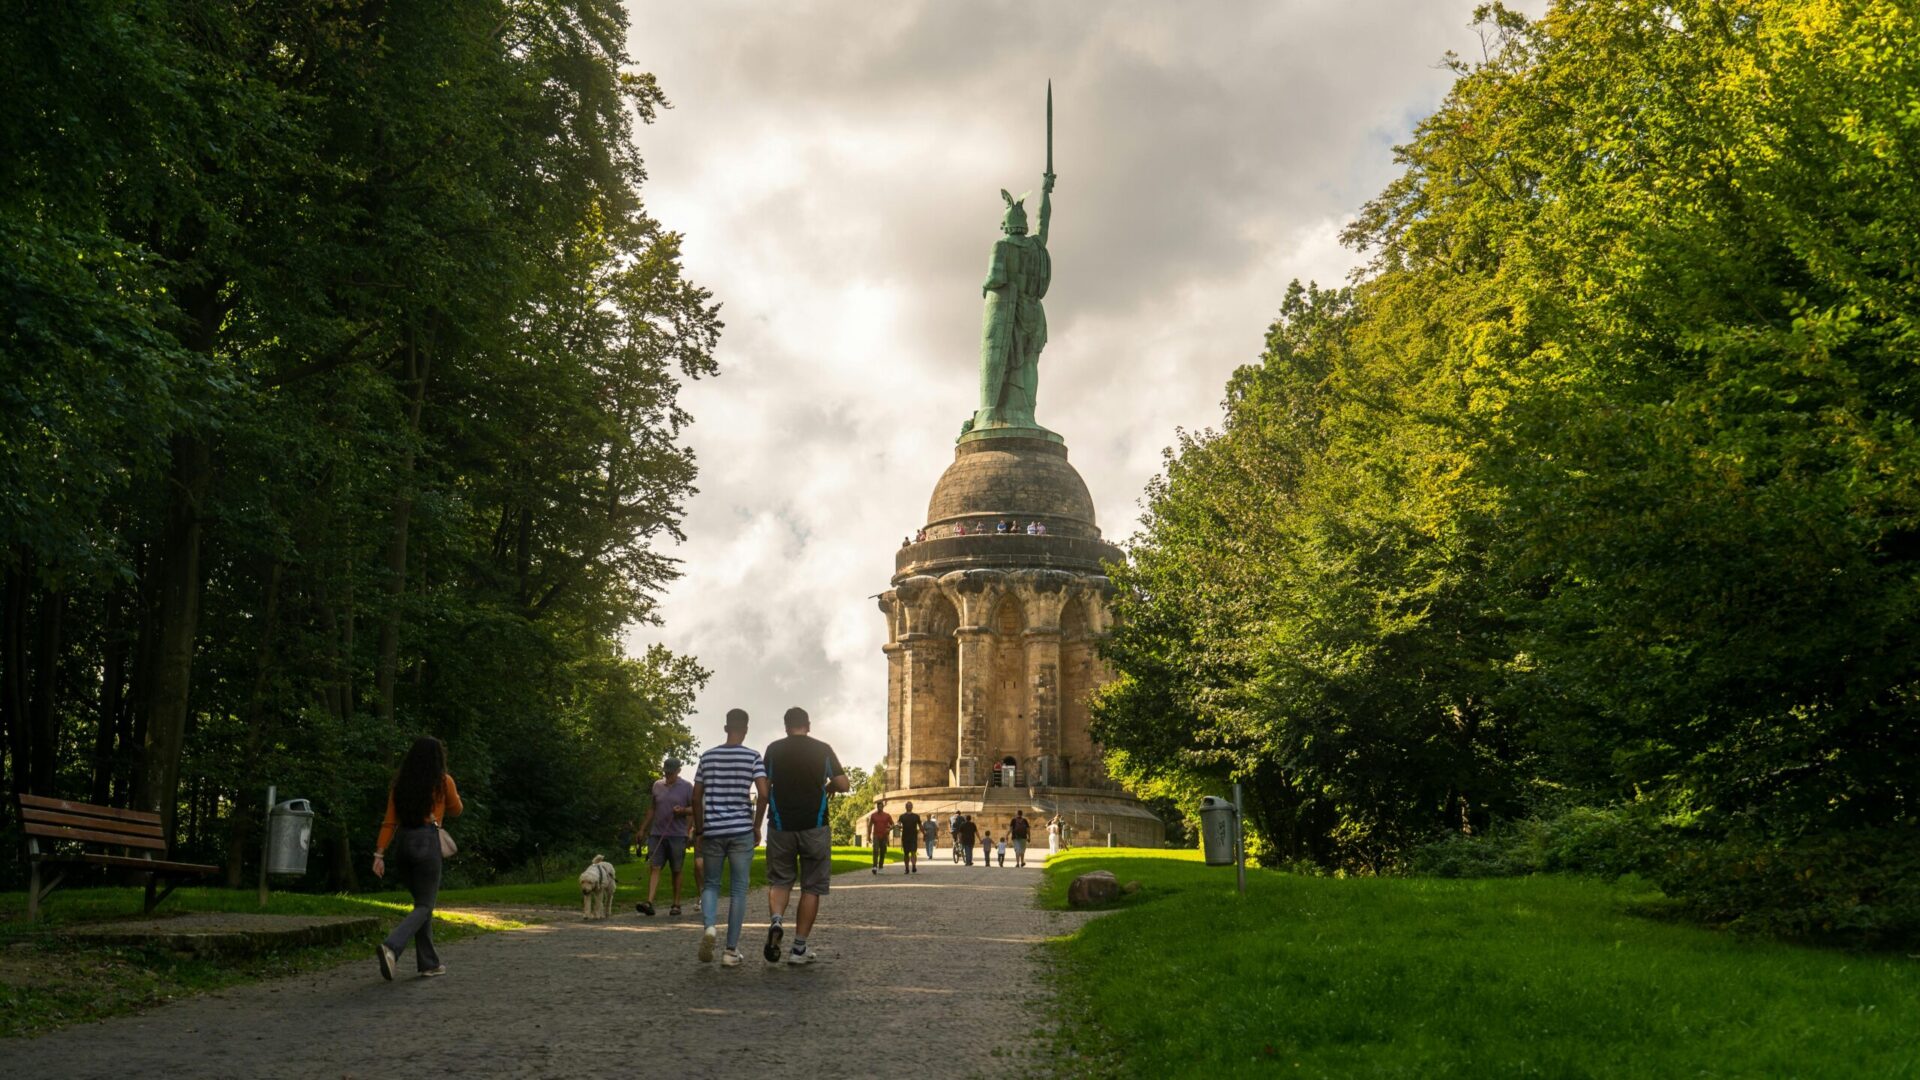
xmin=258 ymin=784 xmax=275 ymax=907
xmin=1233 ymin=782 xmax=1246 ymax=897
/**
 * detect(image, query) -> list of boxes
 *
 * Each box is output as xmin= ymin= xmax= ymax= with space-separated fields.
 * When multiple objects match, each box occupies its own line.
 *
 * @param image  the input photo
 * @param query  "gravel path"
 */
xmin=6 ymin=851 xmax=1095 ymax=1079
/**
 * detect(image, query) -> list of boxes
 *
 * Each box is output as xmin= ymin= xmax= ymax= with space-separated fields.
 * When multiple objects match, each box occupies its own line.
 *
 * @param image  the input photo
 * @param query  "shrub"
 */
xmin=1651 ymin=827 xmax=1920 ymax=944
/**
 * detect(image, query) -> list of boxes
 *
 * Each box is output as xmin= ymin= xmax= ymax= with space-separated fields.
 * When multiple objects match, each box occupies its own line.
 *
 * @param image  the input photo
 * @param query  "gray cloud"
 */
xmin=623 ymin=0 xmax=1528 ymax=769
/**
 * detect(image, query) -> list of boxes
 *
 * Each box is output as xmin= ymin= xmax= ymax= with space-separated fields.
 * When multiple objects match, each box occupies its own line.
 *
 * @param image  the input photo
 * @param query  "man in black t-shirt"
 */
xmin=761 ymin=706 xmax=849 ymax=966
xmin=956 ymin=814 xmax=978 ymax=866
xmin=897 ymin=802 xmax=922 ymax=876
xmin=1009 ymin=810 xmax=1032 ymax=867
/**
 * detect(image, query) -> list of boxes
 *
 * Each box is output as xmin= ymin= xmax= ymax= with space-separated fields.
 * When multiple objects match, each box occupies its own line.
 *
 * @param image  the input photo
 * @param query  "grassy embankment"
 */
xmin=0 ymin=845 xmax=867 ymax=1038
xmin=1039 ymin=848 xmax=1920 ymax=1079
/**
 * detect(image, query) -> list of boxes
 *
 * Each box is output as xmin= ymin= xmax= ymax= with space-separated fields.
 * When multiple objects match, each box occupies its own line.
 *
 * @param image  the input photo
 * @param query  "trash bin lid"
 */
xmin=271 ymin=798 xmax=314 ymax=815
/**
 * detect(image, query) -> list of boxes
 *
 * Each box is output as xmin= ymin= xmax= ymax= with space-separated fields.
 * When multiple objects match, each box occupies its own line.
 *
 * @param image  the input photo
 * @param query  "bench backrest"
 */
xmin=18 ymin=794 xmax=167 ymax=852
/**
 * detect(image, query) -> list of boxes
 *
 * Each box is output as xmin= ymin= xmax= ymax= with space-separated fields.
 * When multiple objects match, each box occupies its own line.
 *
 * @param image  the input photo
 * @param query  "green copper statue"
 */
xmin=968 ymin=83 xmax=1057 ymax=436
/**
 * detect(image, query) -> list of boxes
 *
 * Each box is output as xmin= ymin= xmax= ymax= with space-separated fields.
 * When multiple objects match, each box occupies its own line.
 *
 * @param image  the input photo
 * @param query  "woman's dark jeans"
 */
xmin=383 ymin=824 xmax=442 ymax=970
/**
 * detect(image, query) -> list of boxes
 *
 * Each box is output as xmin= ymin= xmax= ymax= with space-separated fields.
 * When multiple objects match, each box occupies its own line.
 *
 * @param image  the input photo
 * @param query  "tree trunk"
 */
xmin=135 ymin=433 xmax=211 ymax=839
xmin=93 ymin=583 xmax=129 ymax=804
xmin=27 ymin=587 xmax=65 ymax=794
xmin=375 ymin=337 xmax=431 ymax=725
xmin=1 ymin=552 xmax=29 ymax=807
xmin=225 ymin=560 xmax=283 ymax=886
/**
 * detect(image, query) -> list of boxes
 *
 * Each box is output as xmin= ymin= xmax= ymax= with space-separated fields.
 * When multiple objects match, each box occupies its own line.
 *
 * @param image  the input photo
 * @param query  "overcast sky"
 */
xmin=621 ymin=0 xmax=1532 ymax=770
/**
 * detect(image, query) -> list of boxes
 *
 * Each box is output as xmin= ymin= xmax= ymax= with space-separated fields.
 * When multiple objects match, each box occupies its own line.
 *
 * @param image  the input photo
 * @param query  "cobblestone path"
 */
xmin=6 ymin=853 xmax=1092 ymax=1079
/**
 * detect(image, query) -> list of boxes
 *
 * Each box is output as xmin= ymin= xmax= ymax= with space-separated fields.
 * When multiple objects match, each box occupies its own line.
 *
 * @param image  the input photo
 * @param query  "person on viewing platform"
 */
xmin=995 ymin=519 xmax=1011 ymax=533
xmin=901 ymin=536 xmax=910 ymax=548
xmin=1025 ymin=520 xmax=1041 ymax=535
xmin=372 ymin=735 xmax=462 ymax=981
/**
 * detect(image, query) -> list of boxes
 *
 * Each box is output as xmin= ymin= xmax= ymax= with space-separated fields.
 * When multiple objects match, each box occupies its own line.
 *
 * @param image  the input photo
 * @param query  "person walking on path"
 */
xmin=956 ymin=815 xmax=978 ymax=866
xmin=1047 ymin=815 xmax=1062 ymax=858
xmin=637 ymin=758 xmax=694 ymax=917
xmin=898 ymin=802 xmax=922 ymax=875
xmin=922 ymin=813 xmax=939 ymax=861
xmin=1009 ymin=810 xmax=1031 ymax=868
xmin=997 ymin=835 xmax=1007 ymax=867
xmin=868 ymin=800 xmax=894 ymax=875
xmin=371 ymin=735 xmax=462 ymax=981
xmin=980 ymin=828 xmax=994 ymax=868
xmin=762 ymin=706 xmax=849 ymax=965
xmin=692 ymin=708 xmax=769 ymax=967
xmin=950 ymin=812 xmax=964 ymax=863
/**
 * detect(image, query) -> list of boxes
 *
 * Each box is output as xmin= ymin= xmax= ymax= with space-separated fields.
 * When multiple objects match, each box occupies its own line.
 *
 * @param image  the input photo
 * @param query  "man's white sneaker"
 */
xmin=786 ymin=946 xmax=816 ymax=966
xmin=721 ymin=949 xmax=744 ymax=967
xmin=699 ymin=925 xmax=717 ymax=963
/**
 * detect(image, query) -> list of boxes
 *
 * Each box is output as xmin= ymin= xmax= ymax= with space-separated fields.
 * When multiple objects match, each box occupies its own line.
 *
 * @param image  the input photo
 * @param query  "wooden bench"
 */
xmin=18 ymin=794 xmax=219 ymax=921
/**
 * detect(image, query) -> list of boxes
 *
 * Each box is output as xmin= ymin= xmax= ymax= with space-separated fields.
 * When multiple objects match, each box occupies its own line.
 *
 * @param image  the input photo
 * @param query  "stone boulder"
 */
xmin=1067 ymin=870 xmax=1122 ymax=908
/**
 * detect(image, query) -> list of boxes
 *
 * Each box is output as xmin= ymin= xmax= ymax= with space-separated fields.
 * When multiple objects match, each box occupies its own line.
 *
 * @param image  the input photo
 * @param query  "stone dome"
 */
xmin=924 ymin=436 xmax=1100 ymax=539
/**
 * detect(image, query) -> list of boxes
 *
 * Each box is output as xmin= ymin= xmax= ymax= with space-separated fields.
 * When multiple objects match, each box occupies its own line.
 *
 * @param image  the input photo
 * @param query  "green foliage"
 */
xmin=1 ymin=1 xmax=719 ymax=885
xmin=827 ymin=764 xmax=886 ymax=845
xmin=1095 ymin=0 xmax=1920 ymax=935
xmin=1651 ymin=827 xmax=1920 ymax=944
xmin=1409 ymin=803 xmax=1663 ymax=880
xmin=1040 ymin=849 xmax=1920 ymax=1079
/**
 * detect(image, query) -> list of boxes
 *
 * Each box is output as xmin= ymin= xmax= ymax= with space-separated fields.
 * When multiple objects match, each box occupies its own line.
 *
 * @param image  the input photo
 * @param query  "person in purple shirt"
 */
xmin=636 ymin=758 xmax=694 ymax=917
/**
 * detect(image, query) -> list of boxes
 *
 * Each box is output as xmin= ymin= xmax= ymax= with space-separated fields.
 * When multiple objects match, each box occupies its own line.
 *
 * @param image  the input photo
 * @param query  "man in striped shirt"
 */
xmin=692 ymin=708 xmax=769 ymax=966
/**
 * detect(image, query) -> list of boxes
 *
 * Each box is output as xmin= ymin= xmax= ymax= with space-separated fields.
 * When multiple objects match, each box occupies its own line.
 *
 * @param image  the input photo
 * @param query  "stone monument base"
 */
xmin=877 ymin=785 xmax=1164 ymax=850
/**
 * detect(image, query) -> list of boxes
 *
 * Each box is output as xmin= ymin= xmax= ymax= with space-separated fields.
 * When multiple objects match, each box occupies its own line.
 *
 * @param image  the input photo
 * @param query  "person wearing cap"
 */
xmin=636 ymin=756 xmax=695 ymax=917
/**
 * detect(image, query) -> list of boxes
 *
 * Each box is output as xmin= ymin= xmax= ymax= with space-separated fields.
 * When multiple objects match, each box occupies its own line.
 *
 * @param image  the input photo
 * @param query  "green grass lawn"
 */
xmin=1039 ymin=849 xmax=1920 ymax=1079
xmin=0 ymin=844 xmax=867 ymax=1039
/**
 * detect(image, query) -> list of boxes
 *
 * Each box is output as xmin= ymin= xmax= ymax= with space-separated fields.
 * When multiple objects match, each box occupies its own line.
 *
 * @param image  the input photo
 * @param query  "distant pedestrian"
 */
xmin=981 ymin=828 xmax=994 ymax=867
xmin=762 ymin=706 xmax=850 ymax=965
xmin=898 ymin=802 xmax=922 ymax=875
xmin=372 ymin=735 xmax=461 ymax=981
xmin=869 ymin=800 xmax=894 ymax=874
xmin=997 ymin=835 xmax=1007 ymax=866
xmin=950 ymin=812 xmax=964 ymax=863
xmin=693 ymin=708 xmax=769 ymax=967
xmin=620 ymin=819 xmax=638 ymax=858
xmin=922 ymin=814 xmax=939 ymax=860
xmin=637 ymin=758 xmax=694 ymax=917
xmin=1048 ymin=815 xmax=1062 ymax=858
xmin=1009 ymin=810 xmax=1031 ymax=868
xmin=957 ymin=815 xmax=978 ymax=866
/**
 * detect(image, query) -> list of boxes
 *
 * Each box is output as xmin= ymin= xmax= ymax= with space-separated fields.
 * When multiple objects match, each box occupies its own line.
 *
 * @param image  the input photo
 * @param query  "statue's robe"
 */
xmin=979 ymin=233 xmax=1051 ymax=426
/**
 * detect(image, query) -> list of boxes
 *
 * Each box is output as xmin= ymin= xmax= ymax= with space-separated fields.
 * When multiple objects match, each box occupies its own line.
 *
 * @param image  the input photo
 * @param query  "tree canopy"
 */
xmin=1096 ymin=0 xmax=1920 ymax=933
xmin=1 ymin=0 xmax=718 ymax=886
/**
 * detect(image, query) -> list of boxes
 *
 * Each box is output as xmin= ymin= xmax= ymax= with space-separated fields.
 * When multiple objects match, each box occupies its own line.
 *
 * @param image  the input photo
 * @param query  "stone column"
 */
xmin=900 ymin=633 xmax=956 ymax=788
xmin=954 ymin=625 xmax=993 ymax=786
xmin=883 ymin=641 xmax=904 ymax=784
xmin=1023 ymin=627 xmax=1061 ymax=787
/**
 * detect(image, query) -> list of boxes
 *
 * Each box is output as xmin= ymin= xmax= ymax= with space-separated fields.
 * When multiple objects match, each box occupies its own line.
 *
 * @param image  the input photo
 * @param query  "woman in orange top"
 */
xmin=371 ymin=735 xmax=462 ymax=980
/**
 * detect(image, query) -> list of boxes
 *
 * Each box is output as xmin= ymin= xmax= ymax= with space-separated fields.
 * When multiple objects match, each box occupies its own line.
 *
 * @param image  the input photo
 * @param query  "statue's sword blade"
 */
xmin=1046 ymin=79 xmax=1054 ymax=176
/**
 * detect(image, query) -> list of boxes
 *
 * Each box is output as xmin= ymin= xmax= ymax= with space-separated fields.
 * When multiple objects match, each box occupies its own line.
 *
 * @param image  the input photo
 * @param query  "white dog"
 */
xmin=579 ymin=854 xmax=617 ymax=919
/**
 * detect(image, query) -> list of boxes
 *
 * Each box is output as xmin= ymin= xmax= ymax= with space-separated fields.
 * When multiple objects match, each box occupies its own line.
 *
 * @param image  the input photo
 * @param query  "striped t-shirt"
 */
xmin=694 ymin=743 xmax=767 ymax=839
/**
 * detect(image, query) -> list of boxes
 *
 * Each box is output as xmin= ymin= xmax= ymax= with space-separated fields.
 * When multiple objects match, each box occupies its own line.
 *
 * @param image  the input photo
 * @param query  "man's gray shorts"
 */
xmin=766 ymin=826 xmax=833 ymax=895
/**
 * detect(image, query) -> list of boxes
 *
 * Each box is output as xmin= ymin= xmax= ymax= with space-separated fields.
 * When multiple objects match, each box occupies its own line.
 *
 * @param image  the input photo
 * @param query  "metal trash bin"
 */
xmin=1198 ymin=796 xmax=1238 ymax=866
xmin=266 ymin=798 xmax=315 ymax=875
